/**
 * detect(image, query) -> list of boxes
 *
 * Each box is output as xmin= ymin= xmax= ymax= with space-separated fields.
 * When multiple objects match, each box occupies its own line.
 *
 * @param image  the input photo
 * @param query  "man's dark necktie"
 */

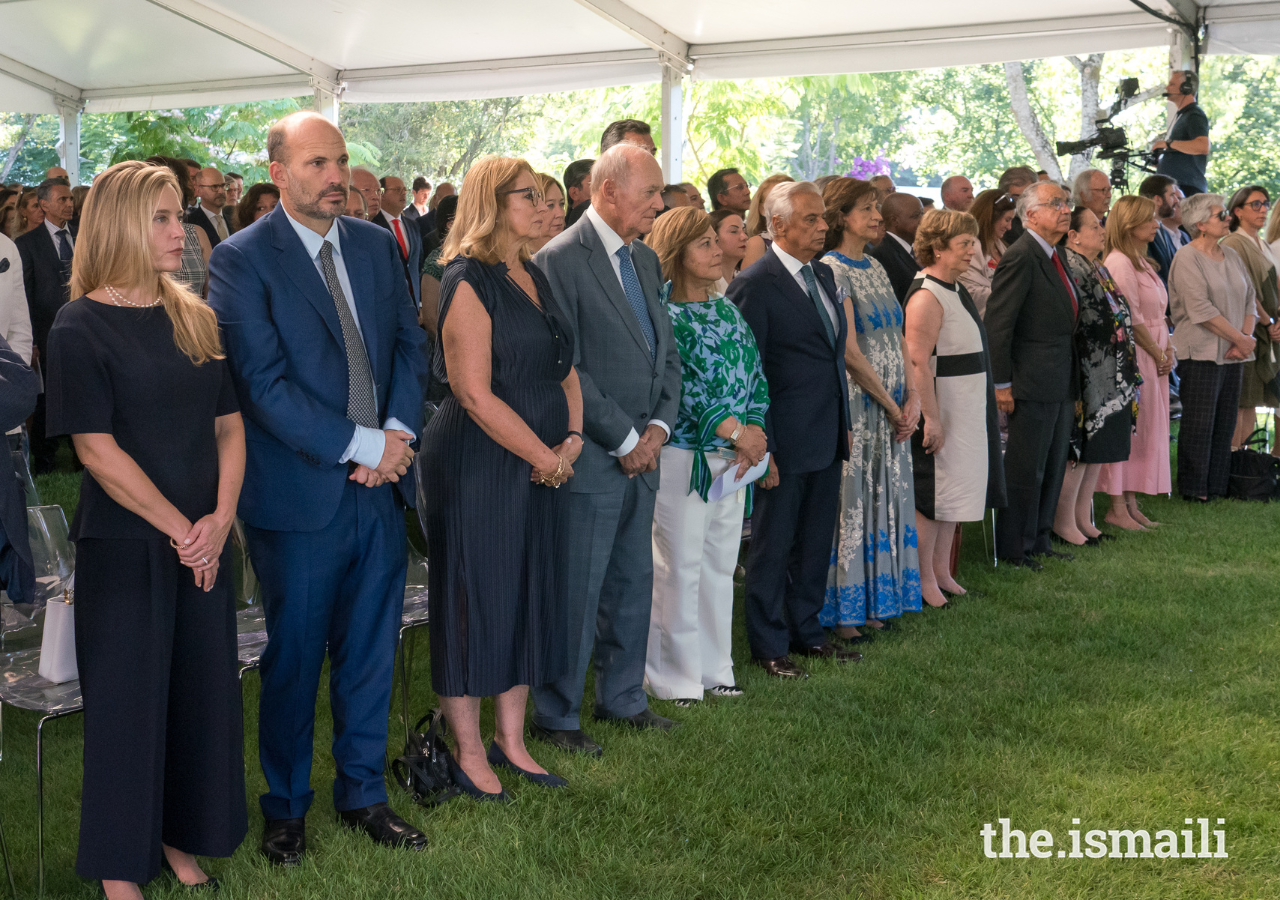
xmin=56 ymin=228 xmax=72 ymax=281
xmin=615 ymin=245 xmax=656 ymax=360
xmin=318 ymin=240 xmax=379 ymax=428
xmin=801 ymin=263 xmax=836 ymax=348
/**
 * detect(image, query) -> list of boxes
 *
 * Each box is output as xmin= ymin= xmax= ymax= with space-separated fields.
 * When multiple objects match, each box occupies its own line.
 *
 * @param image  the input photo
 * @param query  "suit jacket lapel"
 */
xmin=769 ymin=252 xmax=833 ymax=346
xmin=1036 ymin=246 xmax=1076 ymax=322
xmin=269 ymin=207 xmax=345 ymax=349
xmin=580 ymin=222 xmax=654 ymax=365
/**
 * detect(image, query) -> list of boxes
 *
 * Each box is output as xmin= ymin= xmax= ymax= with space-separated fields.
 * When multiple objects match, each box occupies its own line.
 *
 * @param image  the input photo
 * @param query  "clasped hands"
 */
xmin=886 ymin=393 xmax=922 ymax=444
xmin=531 ymin=433 xmax=583 ymax=488
xmin=1224 ymin=334 xmax=1256 ymax=362
xmin=169 ymin=512 xmax=234 ymax=592
xmin=731 ymin=424 xmax=768 ymax=479
xmin=619 ymin=424 xmax=668 ymax=478
xmin=349 ymin=429 xmax=415 ymax=487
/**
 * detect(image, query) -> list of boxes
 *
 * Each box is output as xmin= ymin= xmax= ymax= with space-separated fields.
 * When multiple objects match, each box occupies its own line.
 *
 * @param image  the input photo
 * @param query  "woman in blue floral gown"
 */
xmin=819 ymin=178 xmax=923 ymax=641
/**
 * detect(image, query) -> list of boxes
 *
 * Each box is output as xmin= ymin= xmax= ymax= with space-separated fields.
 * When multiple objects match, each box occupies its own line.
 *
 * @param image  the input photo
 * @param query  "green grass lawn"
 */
xmin=3 ymin=472 xmax=1279 ymax=898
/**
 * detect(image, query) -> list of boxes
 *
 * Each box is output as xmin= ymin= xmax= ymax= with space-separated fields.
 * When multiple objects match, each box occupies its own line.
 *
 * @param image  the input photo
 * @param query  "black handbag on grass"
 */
xmin=392 ymin=709 xmax=462 ymax=807
xmin=1228 ymin=428 xmax=1280 ymax=501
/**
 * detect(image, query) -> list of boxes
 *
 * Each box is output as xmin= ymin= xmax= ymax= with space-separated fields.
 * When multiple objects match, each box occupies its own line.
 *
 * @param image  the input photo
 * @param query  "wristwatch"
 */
xmin=728 ymin=422 xmax=744 ymax=446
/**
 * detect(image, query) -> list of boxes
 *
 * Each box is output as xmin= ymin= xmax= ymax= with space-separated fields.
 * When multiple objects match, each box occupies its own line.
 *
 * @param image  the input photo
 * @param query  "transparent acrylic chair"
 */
xmin=0 ymin=506 xmax=80 ymax=899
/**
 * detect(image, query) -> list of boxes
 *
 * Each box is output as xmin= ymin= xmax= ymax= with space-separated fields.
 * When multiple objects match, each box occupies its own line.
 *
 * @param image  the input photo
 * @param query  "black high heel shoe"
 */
xmin=488 ymin=743 xmax=567 ymax=788
xmin=161 ymin=854 xmax=220 ymax=892
xmin=448 ymin=756 xmax=511 ymax=802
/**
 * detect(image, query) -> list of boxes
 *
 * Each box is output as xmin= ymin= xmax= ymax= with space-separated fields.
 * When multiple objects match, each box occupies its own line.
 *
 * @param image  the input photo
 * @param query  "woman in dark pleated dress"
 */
xmin=421 ymin=157 xmax=583 ymax=799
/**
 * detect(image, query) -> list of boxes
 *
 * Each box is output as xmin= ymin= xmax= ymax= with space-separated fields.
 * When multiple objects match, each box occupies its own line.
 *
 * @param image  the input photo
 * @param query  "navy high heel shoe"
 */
xmin=448 ymin=756 xmax=510 ymax=802
xmin=487 ymin=742 xmax=568 ymax=788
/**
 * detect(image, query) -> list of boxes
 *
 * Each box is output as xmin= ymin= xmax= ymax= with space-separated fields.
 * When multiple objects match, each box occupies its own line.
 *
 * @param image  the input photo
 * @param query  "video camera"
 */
xmin=1053 ymin=78 xmax=1161 ymax=192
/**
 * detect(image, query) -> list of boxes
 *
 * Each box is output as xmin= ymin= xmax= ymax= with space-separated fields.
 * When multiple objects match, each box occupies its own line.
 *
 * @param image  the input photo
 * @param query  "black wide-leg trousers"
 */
xmin=73 ymin=538 xmax=247 ymax=884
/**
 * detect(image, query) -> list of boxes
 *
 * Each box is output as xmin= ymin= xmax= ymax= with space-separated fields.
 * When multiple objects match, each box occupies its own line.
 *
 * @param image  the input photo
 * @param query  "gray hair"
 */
xmin=1015 ymin=181 xmax=1062 ymax=220
xmin=764 ymin=180 xmax=823 ymax=239
xmin=590 ymin=142 xmax=653 ymax=197
xmin=1181 ymin=192 xmax=1225 ymax=238
xmin=36 ymin=177 xmax=69 ymax=203
xmin=1071 ymin=168 xmax=1107 ymax=205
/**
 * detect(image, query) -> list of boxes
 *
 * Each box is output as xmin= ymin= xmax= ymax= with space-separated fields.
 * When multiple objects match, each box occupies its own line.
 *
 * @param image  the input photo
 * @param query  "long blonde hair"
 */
xmin=70 ymin=161 xmax=223 ymax=365
xmin=1104 ymin=195 xmax=1158 ymax=276
xmin=745 ymin=173 xmax=794 ymax=237
xmin=1265 ymin=201 xmax=1280 ymax=245
xmin=440 ymin=156 xmax=535 ymax=266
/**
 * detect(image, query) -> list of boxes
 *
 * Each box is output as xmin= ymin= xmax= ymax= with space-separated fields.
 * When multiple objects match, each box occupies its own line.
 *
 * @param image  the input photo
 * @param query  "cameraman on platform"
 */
xmin=1152 ymin=70 xmax=1210 ymax=197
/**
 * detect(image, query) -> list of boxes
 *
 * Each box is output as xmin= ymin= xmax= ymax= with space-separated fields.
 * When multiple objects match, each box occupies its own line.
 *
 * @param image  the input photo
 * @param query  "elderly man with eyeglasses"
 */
xmin=984 ymin=181 xmax=1080 ymax=569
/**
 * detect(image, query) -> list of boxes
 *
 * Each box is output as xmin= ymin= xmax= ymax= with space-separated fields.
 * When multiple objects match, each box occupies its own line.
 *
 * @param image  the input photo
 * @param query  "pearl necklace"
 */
xmin=103 ymin=285 xmax=162 ymax=308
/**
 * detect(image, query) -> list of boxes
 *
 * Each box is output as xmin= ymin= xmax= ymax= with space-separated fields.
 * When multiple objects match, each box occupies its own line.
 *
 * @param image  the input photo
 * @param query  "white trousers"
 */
xmin=645 ymin=446 xmax=745 ymax=700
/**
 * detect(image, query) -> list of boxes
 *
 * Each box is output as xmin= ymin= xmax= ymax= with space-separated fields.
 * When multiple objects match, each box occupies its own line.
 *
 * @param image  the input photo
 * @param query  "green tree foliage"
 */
xmin=1199 ymin=55 xmax=1280 ymax=199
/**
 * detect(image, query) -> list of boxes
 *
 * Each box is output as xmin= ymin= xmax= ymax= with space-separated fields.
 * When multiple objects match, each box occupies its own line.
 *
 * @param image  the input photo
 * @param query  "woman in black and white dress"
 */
xmin=904 ymin=209 xmax=1005 ymax=607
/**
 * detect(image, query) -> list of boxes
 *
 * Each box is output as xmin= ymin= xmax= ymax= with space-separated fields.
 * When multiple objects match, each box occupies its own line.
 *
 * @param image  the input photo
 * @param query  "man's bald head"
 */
xmin=881 ymin=192 xmax=924 ymax=242
xmin=194 ymin=165 xmax=227 ymax=212
xmin=940 ymin=175 xmax=974 ymax=211
xmin=267 ymin=110 xmax=351 ymax=232
xmin=267 ymin=110 xmax=344 ymax=165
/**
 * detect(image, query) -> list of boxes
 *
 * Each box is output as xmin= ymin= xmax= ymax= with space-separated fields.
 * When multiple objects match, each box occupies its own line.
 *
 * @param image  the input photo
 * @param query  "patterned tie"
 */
xmin=800 ymin=263 xmax=836 ymax=348
xmin=211 ymin=210 xmax=228 ymax=241
xmin=1051 ymin=249 xmax=1079 ymax=319
xmin=55 ymin=229 xmax=73 ymax=281
xmin=615 ymin=245 xmax=656 ymax=359
xmin=318 ymin=241 xmax=379 ymax=428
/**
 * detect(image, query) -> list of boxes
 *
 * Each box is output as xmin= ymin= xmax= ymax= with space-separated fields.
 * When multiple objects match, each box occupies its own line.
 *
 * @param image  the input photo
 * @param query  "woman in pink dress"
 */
xmin=1097 ymin=196 xmax=1173 ymax=528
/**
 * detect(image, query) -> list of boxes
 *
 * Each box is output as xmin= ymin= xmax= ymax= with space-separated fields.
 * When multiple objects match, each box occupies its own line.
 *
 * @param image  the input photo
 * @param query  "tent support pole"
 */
xmin=659 ymin=60 xmax=685 ymax=184
xmin=314 ymin=82 xmax=340 ymax=126
xmin=56 ymin=101 xmax=82 ymax=186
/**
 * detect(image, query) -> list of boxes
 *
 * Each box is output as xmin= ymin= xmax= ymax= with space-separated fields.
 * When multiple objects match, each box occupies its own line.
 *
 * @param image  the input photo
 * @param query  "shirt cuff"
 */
xmin=647 ymin=419 xmax=671 ymax=443
xmin=994 ymin=382 xmax=1012 ymax=390
xmin=383 ymin=417 xmax=415 ymax=442
xmin=610 ymin=427 xmax=640 ymax=458
xmin=340 ymin=425 xmax=387 ymax=469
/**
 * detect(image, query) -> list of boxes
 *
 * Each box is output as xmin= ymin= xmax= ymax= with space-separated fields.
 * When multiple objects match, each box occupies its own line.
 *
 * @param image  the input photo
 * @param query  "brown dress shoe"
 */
xmin=753 ymin=656 xmax=808 ymax=678
xmin=794 ymin=641 xmax=863 ymax=663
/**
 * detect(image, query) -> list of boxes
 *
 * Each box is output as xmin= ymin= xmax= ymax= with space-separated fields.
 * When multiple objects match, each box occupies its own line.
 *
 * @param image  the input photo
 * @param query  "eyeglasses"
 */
xmin=1211 ymin=209 xmax=1230 ymax=221
xmin=197 ymin=182 xmax=226 ymax=191
xmin=501 ymin=186 xmax=545 ymax=206
xmin=1245 ymin=199 xmax=1271 ymax=211
xmin=1033 ymin=197 xmax=1069 ymax=211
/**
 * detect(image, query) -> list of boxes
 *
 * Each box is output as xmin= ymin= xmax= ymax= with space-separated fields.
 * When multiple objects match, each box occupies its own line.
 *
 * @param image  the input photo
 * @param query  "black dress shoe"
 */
xmin=607 ymin=708 xmax=680 ymax=731
xmin=1004 ymin=558 xmax=1043 ymax=571
xmin=754 ymin=656 xmax=808 ymax=678
xmin=337 ymin=803 xmax=428 ymax=851
xmin=261 ymin=818 xmax=306 ymax=867
xmin=1030 ymin=548 xmax=1074 ymax=562
xmin=793 ymin=641 xmax=862 ymax=663
xmin=529 ymin=722 xmax=604 ymax=757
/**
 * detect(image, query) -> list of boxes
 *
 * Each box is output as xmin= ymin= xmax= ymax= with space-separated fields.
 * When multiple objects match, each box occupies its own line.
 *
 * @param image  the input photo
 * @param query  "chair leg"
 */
xmin=0 ymin=803 xmax=15 ymax=900
xmin=397 ymin=628 xmax=411 ymax=749
xmin=36 ymin=716 xmax=48 ymax=900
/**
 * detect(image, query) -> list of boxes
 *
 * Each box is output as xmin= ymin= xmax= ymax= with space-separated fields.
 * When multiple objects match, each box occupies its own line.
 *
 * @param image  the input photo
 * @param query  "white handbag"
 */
xmin=38 ymin=579 xmax=77 ymax=684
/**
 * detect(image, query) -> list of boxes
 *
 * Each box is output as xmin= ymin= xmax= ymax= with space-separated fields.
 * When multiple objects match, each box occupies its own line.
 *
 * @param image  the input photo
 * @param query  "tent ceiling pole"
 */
xmin=55 ymin=101 xmax=84 ymax=186
xmin=313 ymin=80 xmax=340 ymax=125
xmin=571 ymin=0 xmax=691 ymax=68
xmin=141 ymin=0 xmax=342 ymax=92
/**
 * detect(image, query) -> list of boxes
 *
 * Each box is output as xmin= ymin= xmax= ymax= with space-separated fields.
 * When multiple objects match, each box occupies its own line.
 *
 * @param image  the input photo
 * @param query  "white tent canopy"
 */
xmin=2 ymin=0 xmax=1278 ymax=181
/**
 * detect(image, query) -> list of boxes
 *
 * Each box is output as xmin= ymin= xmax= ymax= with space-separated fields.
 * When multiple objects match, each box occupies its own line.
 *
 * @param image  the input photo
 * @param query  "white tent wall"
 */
xmin=3 ymin=0 xmax=1279 ymax=183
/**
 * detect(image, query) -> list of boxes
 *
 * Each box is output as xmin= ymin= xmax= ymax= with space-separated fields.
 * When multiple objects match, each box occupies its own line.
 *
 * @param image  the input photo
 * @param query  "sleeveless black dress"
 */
xmin=421 ymin=256 xmax=574 ymax=697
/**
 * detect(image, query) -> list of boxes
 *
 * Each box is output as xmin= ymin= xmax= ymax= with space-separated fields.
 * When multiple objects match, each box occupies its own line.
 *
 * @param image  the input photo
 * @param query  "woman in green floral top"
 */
xmin=644 ymin=208 xmax=770 ymax=705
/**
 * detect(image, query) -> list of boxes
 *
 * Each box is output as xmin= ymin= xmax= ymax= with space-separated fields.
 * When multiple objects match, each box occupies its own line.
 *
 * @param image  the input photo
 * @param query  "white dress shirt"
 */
xmin=887 ymin=230 xmax=915 ymax=259
xmin=770 ymin=242 xmax=838 ymax=327
xmin=583 ymin=205 xmax=670 ymax=457
xmin=44 ymin=218 xmax=74 ymax=251
xmin=282 ymin=207 xmax=412 ymax=468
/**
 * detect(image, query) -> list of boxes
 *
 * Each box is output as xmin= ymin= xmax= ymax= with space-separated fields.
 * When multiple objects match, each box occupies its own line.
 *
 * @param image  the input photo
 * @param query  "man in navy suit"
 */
xmin=869 ymin=192 xmax=923 ymax=304
xmin=728 ymin=181 xmax=861 ymax=679
xmin=369 ymin=173 xmax=422 ymax=309
xmin=208 ymin=111 xmax=429 ymax=865
xmin=15 ymin=177 xmax=76 ymax=473
xmin=1139 ymin=175 xmax=1189 ymax=288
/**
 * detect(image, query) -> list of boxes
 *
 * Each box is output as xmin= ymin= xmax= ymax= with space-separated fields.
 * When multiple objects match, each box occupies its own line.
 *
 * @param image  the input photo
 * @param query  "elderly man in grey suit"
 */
xmin=531 ymin=142 xmax=682 ymax=755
